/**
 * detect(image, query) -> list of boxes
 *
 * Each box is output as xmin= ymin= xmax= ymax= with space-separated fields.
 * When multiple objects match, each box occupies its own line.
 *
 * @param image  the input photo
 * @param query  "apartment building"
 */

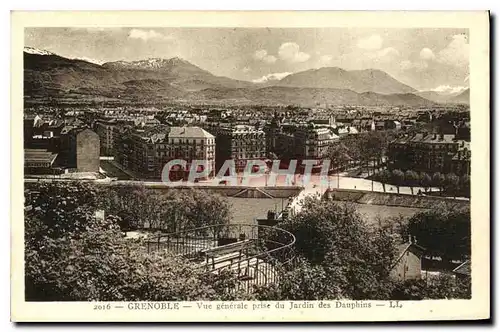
xmin=167 ymin=126 xmax=216 ymax=179
xmin=114 ymin=125 xmax=215 ymax=180
xmin=24 ymin=115 xmax=100 ymax=174
xmin=94 ymin=118 xmax=117 ymax=156
xmin=387 ymin=132 xmax=471 ymax=175
xmin=210 ymin=124 xmax=267 ymax=172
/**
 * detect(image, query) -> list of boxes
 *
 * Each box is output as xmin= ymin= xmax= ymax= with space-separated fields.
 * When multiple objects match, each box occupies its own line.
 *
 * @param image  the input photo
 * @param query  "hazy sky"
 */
xmin=25 ymin=27 xmax=469 ymax=92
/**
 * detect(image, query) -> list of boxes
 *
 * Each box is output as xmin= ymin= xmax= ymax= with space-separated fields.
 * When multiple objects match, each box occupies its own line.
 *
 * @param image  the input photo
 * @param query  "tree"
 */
xmin=432 ymin=172 xmax=446 ymax=195
xmin=267 ymin=197 xmax=399 ymax=300
xmin=404 ymin=170 xmax=418 ymax=195
xmin=172 ymin=189 xmax=232 ymax=231
xmin=378 ymin=169 xmax=392 ymax=193
xmin=391 ymin=169 xmax=405 ymax=194
xmin=460 ymin=174 xmax=470 ymax=197
xmin=419 ymin=172 xmax=432 ymax=193
xmin=401 ymin=205 xmax=471 ymax=262
xmin=358 ymin=133 xmax=381 ymax=175
xmin=25 ymin=182 xmax=240 ymax=301
xmin=98 ymin=186 xmax=232 ymax=232
xmin=26 ymin=215 xmax=242 ymax=301
xmin=253 ymin=257 xmax=344 ymax=300
xmin=445 ymin=173 xmax=460 ymax=199
xmin=390 ymin=274 xmax=470 ymax=300
xmin=327 ymin=143 xmax=351 ymax=187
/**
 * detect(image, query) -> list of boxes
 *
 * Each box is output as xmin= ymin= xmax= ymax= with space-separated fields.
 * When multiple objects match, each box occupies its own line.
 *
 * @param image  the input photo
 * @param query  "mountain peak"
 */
xmin=275 ymin=66 xmax=416 ymax=94
xmin=102 ymin=56 xmax=198 ymax=71
xmin=24 ymin=46 xmax=54 ymax=56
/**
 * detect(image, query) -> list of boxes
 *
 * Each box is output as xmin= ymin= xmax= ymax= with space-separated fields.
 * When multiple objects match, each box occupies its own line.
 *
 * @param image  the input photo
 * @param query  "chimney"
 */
xmin=433 ymin=133 xmax=437 ymax=139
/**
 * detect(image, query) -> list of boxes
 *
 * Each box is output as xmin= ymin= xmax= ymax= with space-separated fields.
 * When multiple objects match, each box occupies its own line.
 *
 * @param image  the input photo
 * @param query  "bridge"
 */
xmin=145 ymin=223 xmax=296 ymax=293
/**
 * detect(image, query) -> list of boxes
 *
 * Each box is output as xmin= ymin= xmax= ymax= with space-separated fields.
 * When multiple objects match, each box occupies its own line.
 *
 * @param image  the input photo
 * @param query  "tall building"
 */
xmin=114 ymin=125 xmax=215 ymax=180
xmin=265 ymin=118 xmax=340 ymax=170
xmin=167 ymin=127 xmax=216 ymax=179
xmin=296 ymin=125 xmax=340 ymax=160
xmin=94 ymin=119 xmax=117 ymax=156
xmin=212 ymin=124 xmax=266 ymax=172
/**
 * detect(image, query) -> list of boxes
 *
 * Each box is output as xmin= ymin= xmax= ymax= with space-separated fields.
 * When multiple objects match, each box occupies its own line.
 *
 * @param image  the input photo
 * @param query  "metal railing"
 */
xmin=146 ymin=223 xmax=296 ymax=291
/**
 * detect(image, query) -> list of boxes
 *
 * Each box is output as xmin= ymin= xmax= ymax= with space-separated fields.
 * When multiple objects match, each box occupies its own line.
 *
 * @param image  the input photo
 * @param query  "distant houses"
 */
xmin=24 ymin=115 xmax=100 ymax=175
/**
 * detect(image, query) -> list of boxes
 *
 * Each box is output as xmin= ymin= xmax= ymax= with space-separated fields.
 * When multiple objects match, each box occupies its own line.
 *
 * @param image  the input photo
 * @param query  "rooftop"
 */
xmin=24 ymin=149 xmax=58 ymax=165
xmin=452 ymin=260 xmax=471 ymax=276
xmin=169 ymin=126 xmax=215 ymax=139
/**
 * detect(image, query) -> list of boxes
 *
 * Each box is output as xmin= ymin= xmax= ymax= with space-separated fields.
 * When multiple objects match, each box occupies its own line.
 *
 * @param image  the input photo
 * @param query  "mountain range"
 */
xmin=274 ymin=67 xmax=416 ymax=95
xmin=449 ymin=89 xmax=470 ymax=104
xmin=415 ymin=89 xmax=470 ymax=104
xmin=23 ymin=47 xmax=468 ymax=106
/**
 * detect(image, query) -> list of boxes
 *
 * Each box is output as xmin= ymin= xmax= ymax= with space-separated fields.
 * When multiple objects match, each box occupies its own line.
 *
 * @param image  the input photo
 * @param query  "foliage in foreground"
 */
xmin=24 ymin=182 xmax=471 ymax=301
xmin=402 ymin=205 xmax=471 ymax=262
xmin=25 ymin=182 xmax=240 ymax=301
xmin=254 ymin=197 xmax=471 ymax=301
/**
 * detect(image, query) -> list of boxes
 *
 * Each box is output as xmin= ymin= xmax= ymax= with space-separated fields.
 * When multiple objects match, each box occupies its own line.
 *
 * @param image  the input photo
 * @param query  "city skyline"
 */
xmin=25 ymin=27 xmax=469 ymax=92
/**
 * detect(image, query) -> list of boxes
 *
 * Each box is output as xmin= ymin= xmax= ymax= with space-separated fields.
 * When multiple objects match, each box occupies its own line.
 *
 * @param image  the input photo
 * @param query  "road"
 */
xmin=24 ymin=171 xmax=468 ymax=201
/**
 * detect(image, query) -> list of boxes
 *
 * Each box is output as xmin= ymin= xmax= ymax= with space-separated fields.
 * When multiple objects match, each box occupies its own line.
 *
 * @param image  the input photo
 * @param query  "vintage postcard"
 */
xmin=11 ymin=11 xmax=490 ymax=322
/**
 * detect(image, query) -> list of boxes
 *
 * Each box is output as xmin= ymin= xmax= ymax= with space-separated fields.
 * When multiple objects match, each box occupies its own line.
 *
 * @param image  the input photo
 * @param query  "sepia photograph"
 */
xmin=10 ymin=10 xmax=490 ymax=322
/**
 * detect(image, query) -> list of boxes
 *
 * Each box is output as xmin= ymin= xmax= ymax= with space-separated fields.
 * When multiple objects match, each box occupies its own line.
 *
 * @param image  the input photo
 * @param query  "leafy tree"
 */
xmin=401 ymin=205 xmax=470 ymax=261
xmin=26 ymin=215 xmax=241 ymax=301
xmin=268 ymin=198 xmax=399 ymax=300
xmin=253 ymin=257 xmax=344 ymax=300
xmin=404 ymin=170 xmax=418 ymax=195
xmin=378 ymin=169 xmax=392 ymax=193
xmin=99 ymin=186 xmax=232 ymax=232
xmin=25 ymin=182 xmax=239 ymax=301
xmin=391 ymin=274 xmax=470 ymax=300
xmin=419 ymin=172 xmax=432 ymax=193
xmin=445 ymin=173 xmax=460 ymax=198
xmin=460 ymin=174 xmax=470 ymax=197
xmin=432 ymin=172 xmax=446 ymax=195
xmin=391 ymin=169 xmax=405 ymax=193
xmin=327 ymin=143 xmax=351 ymax=186
xmin=172 ymin=189 xmax=232 ymax=231
xmin=327 ymin=143 xmax=351 ymax=172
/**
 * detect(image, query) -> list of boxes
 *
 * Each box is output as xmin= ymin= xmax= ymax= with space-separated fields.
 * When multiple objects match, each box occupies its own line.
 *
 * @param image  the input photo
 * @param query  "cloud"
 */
xmin=242 ymin=67 xmax=251 ymax=73
xmin=253 ymin=49 xmax=277 ymax=64
xmin=357 ymin=34 xmax=383 ymax=50
xmin=399 ymin=60 xmax=413 ymax=71
xmin=83 ymin=27 xmax=111 ymax=32
xmin=367 ymin=47 xmax=400 ymax=63
xmin=252 ymin=72 xmax=292 ymax=84
xmin=128 ymin=29 xmax=173 ymax=41
xmin=436 ymin=34 xmax=469 ymax=68
xmin=254 ymin=50 xmax=267 ymax=60
xmin=420 ymin=48 xmax=435 ymax=60
xmin=69 ymin=27 xmax=121 ymax=33
xmin=278 ymin=42 xmax=310 ymax=63
xmin=263 ymin=55 xmax=277 ymax=64
xmin=430 ymin=85 xmax=468 ymax=95
xmin=377 ymin=47 xmax=400 ymax=58
xmin=399 ymin=60 xmax=428 ymax=71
